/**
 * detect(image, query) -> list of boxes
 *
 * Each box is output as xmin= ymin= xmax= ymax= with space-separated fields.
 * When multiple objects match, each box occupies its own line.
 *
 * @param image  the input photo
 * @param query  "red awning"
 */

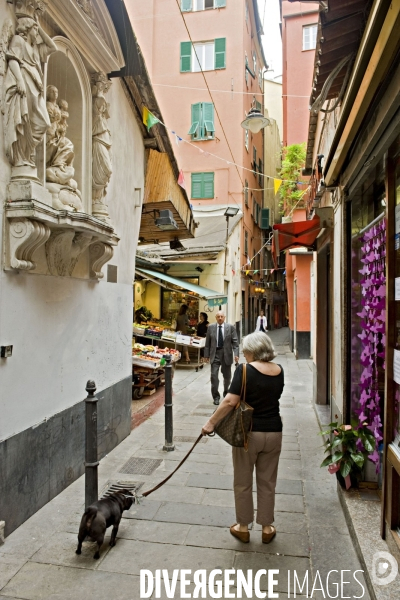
xmin=273 ymin=215 xmax=321 ymax=255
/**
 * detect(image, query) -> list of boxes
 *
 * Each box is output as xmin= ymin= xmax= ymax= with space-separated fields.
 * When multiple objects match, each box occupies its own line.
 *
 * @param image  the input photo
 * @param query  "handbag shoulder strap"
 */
xmin=240 ymin=363 xmax=247 ymax=400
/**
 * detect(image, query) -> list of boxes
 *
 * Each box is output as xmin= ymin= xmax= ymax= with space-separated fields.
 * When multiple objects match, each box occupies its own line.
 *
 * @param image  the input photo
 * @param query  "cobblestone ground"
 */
xmin=0 ymin=329 xmax=370 ymax=599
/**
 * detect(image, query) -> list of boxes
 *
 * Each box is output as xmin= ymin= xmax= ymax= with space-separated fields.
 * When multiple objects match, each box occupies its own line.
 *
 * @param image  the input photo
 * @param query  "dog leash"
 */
xmin=130 ymin=433 xmax=205 ymax=503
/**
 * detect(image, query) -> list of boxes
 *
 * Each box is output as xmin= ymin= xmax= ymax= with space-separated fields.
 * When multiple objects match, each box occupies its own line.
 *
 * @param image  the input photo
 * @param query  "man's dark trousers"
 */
xmin=211 ymin=347 xmax=232 ymax=402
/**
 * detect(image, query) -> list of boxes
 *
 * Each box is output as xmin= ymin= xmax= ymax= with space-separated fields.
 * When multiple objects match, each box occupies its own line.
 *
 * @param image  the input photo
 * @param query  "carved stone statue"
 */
xmin=92 ymin=72 xmax=112 ymax=222
xmin=45 ymin=85 xmax=83 ymax=212
xmin=2 ymin=2 xmax=56 ymax=179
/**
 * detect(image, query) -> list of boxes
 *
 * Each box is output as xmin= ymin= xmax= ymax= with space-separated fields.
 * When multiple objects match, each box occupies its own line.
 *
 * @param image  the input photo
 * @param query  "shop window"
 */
xmin=191 ymin=172 xmax=214 ymax=198
xmin=303 ymin=24 xmax=317 ymax=51
xmin=188 ymin=102 xmax=214 ymax=140
xmin=349 ymin=159 xmax=386 ymax=481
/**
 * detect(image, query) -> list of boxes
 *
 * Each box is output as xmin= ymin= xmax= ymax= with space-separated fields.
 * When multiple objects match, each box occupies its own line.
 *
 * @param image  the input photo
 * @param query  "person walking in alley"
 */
xmin=204 ymin=311 xmax=239 ymax=405
xmin=201 ymin=332 xmax=284 ymax=544
xmin=255 ymin=309 xmax=268 ymax=333
xmin=176 ymin=304 xmax=190 ymax=363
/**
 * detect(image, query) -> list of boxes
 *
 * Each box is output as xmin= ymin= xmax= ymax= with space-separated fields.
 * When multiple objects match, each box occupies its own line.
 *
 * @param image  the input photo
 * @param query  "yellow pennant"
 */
xmin=274 ymin=179 xmax=282 ymax=195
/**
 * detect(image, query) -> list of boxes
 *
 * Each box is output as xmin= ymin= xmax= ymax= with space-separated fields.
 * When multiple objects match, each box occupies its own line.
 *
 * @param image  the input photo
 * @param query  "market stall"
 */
xmin=134 ymin=267 xmax=227 ymax=370
xmin=132 ymin=343 xmax=181 ymax=399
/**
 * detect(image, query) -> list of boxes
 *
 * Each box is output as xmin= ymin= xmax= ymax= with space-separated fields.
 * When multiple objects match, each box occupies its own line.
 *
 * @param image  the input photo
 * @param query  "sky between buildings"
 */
xmin=257 ymin=0 xmax=282 ymax=80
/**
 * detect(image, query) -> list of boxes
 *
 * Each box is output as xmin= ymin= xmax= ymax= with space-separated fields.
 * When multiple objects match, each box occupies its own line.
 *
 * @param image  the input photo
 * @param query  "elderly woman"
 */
xmin=201 ymin=332 xmax=284 ymax=544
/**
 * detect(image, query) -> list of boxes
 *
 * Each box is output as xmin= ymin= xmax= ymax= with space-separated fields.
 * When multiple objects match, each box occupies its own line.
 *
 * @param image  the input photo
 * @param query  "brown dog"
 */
xmin=76 ymin=489 xmax=134 ymax=559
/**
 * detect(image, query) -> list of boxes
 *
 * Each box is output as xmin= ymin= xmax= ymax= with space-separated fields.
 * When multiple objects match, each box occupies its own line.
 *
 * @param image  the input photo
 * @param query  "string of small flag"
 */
xmin=142 ymin=107 xmax=307 ymax=188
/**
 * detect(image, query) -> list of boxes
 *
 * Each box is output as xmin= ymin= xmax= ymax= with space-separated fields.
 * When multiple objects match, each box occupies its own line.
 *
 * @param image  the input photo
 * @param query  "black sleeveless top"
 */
xmin=228 ymin=363 xmax=284 ymax=432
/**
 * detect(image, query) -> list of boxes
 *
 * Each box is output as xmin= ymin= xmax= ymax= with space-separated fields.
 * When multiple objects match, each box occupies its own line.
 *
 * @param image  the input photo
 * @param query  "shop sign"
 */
xmin=207 ymin=297 xmax=227 ymax=307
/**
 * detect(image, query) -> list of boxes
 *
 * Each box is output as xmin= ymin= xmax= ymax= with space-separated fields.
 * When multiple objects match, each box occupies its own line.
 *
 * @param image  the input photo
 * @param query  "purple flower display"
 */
xmin=353 ymin=219 xmax=386 ymax=468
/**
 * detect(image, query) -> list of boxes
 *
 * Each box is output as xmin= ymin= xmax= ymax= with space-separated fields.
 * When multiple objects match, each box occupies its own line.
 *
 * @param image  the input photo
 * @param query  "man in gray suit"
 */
xmin=204 ymin=311 xmax=239 ymax=405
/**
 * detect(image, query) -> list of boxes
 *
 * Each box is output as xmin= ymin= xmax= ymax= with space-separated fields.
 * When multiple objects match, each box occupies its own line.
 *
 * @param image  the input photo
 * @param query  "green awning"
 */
xmin=135 ymin=267 xmax=227 ymax=306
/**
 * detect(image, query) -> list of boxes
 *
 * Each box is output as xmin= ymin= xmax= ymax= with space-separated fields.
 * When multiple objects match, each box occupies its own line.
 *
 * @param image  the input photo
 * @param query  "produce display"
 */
xmin=132 ymin=343 xmax=181 ymax=363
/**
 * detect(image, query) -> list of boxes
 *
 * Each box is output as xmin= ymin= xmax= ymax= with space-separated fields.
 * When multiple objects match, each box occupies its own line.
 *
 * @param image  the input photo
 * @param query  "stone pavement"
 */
xmin=0 ymin=329 xmax=371 ymax=599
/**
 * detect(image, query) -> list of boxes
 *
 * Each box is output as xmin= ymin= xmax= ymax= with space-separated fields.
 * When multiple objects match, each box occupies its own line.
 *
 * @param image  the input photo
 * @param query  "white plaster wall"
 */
xmin=0 ymin=77 xmax=144 ymax=441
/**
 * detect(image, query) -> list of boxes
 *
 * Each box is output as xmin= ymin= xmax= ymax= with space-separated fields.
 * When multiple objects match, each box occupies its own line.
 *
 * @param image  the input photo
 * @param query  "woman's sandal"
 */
xmin=230 ymin=524 xmax=250 ymax=543
xmin=262 ymin=526 xmax=276 ymax=544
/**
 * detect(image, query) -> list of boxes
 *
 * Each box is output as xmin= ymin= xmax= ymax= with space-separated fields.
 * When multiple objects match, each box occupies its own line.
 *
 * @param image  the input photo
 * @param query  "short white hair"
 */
xmin=242 ymin=332 xmax=276 ymax=362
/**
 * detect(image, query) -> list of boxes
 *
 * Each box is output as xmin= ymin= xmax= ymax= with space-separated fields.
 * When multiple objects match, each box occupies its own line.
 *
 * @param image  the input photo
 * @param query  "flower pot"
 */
xmin=336 ymin=470 xmax=360 ymax=489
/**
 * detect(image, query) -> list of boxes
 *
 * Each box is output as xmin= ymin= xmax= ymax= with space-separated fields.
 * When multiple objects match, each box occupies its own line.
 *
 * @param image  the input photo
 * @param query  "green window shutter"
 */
xmin=253 ymin=146 xmax=257 ymax=163
xmin=245 ymin=232 xmax=248 ymax=255
xmin=215 ymin=0 xmax=226 ymax=7
xmin=181 ymin=0 xmax=192 ymax=11
xmin=244 ymin=180 xmax=248 ymax=205
xmin=180 ymin=42 xmax=192 ymax=72
xmin=203 ymin=172 xmax=214 ymax=198
xmin=191 ymin=173 xmax=203 ymax=198
xmin=260 ymin=208 xmax=270 ymax=229
xmin=203 ymin=102 xmax=215 ymax=136
xmin=188 ymin=103 xmax=201 ymax=136
xmin=255 ymin=100 xmax=262 ymax=112
xmin=214 ymin=38 xmax=226 ymax=69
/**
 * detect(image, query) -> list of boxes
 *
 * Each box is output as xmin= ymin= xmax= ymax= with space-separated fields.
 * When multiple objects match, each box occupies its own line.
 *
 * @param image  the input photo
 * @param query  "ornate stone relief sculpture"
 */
xmin=92 ymin=72 xmax=112 ymax=223
xmin=45 ymin=85 xmax=83 ymax=212
xmin=2 ymin=1 xmax=118 ymax=280
xmin=2 ymin=0 xmax=57 ymax=180
xmin=76 ymin=0 xmax=100 ymax=32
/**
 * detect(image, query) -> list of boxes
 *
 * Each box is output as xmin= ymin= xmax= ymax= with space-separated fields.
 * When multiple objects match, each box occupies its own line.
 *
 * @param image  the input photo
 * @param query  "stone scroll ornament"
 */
xmin=91 ymin=72 xmax=112 ymax=223
xmin=354 ymin=218 xmax=386 ymax=469
xmin=2 ymin=1 xmax=57 ymax=180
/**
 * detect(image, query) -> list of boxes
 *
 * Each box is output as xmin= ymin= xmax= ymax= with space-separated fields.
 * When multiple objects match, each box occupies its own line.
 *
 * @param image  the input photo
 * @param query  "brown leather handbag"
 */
xmin=214 ymin=364 xmax=254 ymax=450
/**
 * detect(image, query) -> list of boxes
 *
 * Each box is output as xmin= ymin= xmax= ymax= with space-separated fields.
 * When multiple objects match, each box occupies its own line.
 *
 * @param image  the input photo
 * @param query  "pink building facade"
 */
xmin=281 ymin=0 xmax=319 ymax=146
xmin=127 ymin=0 xmax=267 ymax=334
xmin=280 ymin=1 xmax=319 ymax=358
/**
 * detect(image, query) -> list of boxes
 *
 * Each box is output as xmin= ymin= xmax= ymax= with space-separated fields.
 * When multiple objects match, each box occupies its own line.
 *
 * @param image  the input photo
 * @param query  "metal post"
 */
xmin=85 ymin=380 xmax=99 ymax=507
xmin=163 ymin=355 xmax=175 ymax=451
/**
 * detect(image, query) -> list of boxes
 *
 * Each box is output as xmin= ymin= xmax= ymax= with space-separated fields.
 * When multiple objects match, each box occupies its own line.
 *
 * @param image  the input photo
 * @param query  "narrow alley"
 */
xmin=0 ymin=330 xmax=371 ymax=599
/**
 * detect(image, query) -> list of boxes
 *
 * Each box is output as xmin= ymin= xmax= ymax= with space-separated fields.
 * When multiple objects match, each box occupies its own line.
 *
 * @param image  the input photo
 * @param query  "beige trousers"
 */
xmin=232 ymin=431 xmax=282 ymax=526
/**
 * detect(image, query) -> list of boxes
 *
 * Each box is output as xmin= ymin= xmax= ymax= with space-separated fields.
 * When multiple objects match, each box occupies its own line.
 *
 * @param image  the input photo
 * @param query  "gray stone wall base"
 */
xmin=0 ymin=376 xmax=131 ymax=537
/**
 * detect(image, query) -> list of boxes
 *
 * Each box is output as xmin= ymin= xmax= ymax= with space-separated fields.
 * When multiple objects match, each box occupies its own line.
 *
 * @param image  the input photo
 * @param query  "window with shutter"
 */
xmin=191 ymin=173 xmax=214 ymax=198
xmin=245 ymin=55 xmax=249 ymax=86
xmin=203 ymin=172 xmax=214 ymax=198
xmin=214 ymin=38 xmax=226 ymax=69
xmin=191 ymin=173 xmax=203 ymax=198
xmin=260 ymin=208 xmax=270 ymax=229
xmin=188 ymin=103 xmax=201 ymax=137
xmin=181 ymin=0 xmax=192 ymax=11
xmin=189 ymin=103 xmax=214 ymax=140
xmin=193 ymin=42 xmax=214 ymax=71
xmin=258 ymin=159 xmax=263 ymax=186
xmin=245 ymin=231 xmax=248 ymax=256
xmin=180 ymin=42 xmax=192 ymax=72
xmin=244 ymin=180 xmax=248 ymax=206
xmin=203 ymin=102 xmax=215 ymax=138
xmin=252 ymin=51 xmax=256 ymax=73
xmin=255 ymin=100 xmax=262 ymax=112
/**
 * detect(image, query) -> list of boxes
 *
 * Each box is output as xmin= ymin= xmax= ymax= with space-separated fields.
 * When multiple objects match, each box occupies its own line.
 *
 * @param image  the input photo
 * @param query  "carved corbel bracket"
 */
xmin=89 ymin=242 xmax=113 ymax=279
xmin=9 ymin=218 xmax=51 ymax=271
xmin=45 ymin=230 xmax=95 ymax=277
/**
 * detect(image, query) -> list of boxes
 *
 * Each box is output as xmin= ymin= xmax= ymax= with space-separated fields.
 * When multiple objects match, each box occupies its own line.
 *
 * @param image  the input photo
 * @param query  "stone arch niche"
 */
xmin=45 ymin=37 xmax=92 ymax=214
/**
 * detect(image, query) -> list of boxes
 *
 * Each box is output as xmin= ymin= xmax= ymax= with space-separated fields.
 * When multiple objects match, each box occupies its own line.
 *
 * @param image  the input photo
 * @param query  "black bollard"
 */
xmin=163 ymin=355 xmax=175 ymax=451
xmin=85 ymin=380 xmax=99 ymax=507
